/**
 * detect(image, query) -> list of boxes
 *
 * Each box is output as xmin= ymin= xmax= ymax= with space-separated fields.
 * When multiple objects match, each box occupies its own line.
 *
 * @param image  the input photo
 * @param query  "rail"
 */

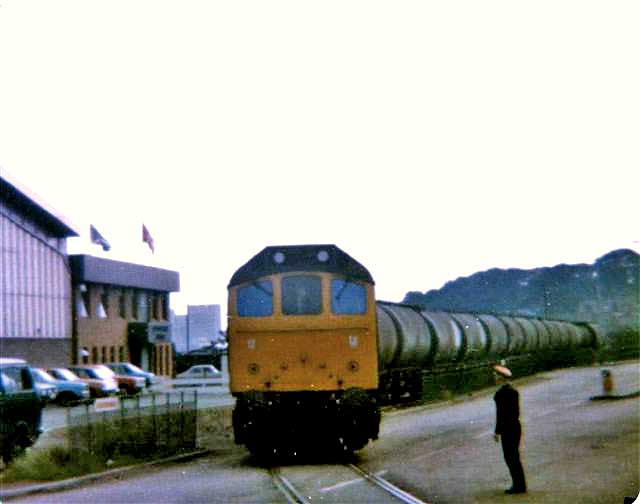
xmin=270 ymin=467 xmax=308 ymax=504
xmin=348 ymin=464 xmax=429 ymax=504
xmin=269 ymin=464 xmax=429 ymax=503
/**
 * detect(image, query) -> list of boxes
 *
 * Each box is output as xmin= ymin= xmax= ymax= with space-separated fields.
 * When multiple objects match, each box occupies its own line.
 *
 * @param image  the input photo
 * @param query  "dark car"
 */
xmin=0 ymin=358 xmax=44 ymax=463
xmin=105 ymin=362 xmax=158 ymax=388
xmin=34 ymin=368 xmax=90 ymax=406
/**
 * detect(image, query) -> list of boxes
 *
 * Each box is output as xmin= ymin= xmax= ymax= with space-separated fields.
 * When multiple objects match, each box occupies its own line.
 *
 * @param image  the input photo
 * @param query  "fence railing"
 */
xmin=67 ymin=391 xmax=199 ymax=460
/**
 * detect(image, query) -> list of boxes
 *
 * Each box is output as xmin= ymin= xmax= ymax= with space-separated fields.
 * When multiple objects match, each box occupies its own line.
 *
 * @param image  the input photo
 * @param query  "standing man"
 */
xmin=493 ymin=364 xmax=527 ymax=494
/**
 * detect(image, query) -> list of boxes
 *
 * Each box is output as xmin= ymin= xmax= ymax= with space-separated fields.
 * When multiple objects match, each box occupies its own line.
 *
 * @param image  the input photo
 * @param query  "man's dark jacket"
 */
xmin=494 ymin=383 xmax=521 ymax=435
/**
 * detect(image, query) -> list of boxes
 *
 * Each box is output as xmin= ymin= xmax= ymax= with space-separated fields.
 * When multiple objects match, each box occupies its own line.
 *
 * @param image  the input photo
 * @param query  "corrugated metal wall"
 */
xmin=1 ymin=202 xmax=72 ymax=340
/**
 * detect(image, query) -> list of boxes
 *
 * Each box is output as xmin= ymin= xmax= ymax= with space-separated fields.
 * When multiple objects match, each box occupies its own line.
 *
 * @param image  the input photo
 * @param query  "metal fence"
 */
xmin=67 ymin=391 xmax=199 ymax=460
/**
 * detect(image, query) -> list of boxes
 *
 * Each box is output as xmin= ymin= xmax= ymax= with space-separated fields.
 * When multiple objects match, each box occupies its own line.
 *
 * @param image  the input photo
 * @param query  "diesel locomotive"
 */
xmin=227 ymin=244 xmax=600 ymax=457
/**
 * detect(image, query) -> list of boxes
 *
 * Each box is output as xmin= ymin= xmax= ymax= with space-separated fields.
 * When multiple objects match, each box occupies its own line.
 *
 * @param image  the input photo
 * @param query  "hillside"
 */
xmin=403 ymin=249 xmax=639 ymax=336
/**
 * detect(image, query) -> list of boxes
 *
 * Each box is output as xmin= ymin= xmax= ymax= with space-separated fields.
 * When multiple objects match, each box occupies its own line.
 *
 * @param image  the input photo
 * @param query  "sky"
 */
xmin=1 ymin=1 xmax=638 ymax=327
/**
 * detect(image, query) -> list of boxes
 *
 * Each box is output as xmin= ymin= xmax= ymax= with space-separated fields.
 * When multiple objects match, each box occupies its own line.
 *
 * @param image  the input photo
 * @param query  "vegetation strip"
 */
xmin=0 ymin=450 xmax=210 ymax=500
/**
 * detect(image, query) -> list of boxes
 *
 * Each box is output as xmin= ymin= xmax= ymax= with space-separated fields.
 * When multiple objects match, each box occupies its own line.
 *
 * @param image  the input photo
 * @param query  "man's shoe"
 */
xmin=505 ymin=487 xmax=527 ymax=494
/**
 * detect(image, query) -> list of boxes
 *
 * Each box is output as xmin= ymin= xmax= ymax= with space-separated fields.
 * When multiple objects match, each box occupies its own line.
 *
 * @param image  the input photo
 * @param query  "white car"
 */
xmin=175 ymin=365 xmax=221 ymax=380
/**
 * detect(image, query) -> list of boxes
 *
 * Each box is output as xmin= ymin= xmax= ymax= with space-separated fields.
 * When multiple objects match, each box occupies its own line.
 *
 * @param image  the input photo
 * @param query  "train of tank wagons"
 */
xmin=226 ymin=245 xmax=602 ymax=457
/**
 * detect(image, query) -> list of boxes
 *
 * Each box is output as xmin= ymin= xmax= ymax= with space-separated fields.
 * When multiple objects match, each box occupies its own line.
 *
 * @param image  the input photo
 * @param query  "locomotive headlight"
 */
xmin=273 ymin=252 xmax=285 ymax=264
xmin=317 ymin=250 xmax=329 ymax=262
xmin=347 ymin=360 xmax=359 ymax=372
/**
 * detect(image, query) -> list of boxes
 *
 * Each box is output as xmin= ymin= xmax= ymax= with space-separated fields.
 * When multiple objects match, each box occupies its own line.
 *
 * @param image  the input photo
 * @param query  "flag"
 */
xmin=90 ymin=225 xmax=111 ymax=251
xmin=142 ymin=224 xmax=155 ymax=253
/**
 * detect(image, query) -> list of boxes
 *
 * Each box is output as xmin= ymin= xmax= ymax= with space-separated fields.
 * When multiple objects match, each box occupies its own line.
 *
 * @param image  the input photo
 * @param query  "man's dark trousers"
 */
xmin=501 ymin=426 xmax=526 ymax=491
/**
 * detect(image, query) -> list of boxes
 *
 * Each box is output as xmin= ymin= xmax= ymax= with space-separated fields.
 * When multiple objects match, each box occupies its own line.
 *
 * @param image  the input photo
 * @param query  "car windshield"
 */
xmin=92 ymin=367 xmax=115 ymax=379
xmin=125 ymin=363 xmax=144 ymax=373
xmin=53 ymin=368 xmax=79 ymax=381
xmin=32 ymin=368 xmax=56 ymax=383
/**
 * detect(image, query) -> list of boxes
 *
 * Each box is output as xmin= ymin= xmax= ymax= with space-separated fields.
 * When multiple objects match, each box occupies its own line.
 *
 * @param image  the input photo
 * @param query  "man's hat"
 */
xmin=493 ymin=364 xmax=512 ymax=378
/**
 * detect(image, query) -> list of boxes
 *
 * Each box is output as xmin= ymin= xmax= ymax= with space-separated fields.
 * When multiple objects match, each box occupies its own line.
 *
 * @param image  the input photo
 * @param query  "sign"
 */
xmin=94 ymin=397 xmax=120 ymax=412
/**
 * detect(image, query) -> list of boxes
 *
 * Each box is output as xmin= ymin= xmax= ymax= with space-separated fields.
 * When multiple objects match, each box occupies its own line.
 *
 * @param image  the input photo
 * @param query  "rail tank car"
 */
xmin=227 ymin=244 xmax=602 ymax=457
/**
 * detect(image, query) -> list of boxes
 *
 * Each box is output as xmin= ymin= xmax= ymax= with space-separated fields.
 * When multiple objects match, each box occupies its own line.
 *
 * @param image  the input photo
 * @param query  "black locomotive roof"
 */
xmin=228 ymin=244 xmax=374 ymax=288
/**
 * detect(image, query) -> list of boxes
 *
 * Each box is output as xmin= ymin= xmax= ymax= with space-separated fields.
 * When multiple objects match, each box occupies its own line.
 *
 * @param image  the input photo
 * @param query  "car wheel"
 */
xmin=57 ymin=392 xmax=76 ymax=407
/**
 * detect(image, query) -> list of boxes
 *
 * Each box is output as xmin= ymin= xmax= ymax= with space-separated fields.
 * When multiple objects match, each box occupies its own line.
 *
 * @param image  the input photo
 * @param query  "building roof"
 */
xmin=0 ymin=170 xmax=80 ymax=237
xmin=228 ymin=244 xmax=374 ymax=288
xmin=70 ymin=255 xmax=180 ymax=292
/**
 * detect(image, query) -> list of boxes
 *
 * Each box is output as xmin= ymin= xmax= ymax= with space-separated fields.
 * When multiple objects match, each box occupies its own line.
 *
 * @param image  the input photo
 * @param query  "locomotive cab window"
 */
xmin=282 ymin=275 xmax=322 ymax=315
xmin=237 ymin=280 xmax=273 ymax=317
xmin=331 ymin=279 xmax=367 ymax=314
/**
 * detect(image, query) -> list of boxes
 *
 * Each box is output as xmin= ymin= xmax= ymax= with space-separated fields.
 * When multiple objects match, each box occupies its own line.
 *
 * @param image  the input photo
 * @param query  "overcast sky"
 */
xmin=1 ymin=1 xmax=638 ymax=325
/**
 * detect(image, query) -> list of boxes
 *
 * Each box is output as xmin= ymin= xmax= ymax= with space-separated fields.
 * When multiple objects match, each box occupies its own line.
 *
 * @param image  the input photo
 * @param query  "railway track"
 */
xmin=269 ymin=463 xmax=429 ymax=504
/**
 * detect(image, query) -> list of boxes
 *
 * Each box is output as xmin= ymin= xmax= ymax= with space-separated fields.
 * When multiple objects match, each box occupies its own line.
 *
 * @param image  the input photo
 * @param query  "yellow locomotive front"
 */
xmin=227 ymin=245 xmax=380 ymax=457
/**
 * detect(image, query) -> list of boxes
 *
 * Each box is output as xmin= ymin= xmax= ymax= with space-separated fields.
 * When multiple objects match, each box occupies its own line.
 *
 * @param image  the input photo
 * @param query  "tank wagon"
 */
xmin=227 ymin=244 xmax=601 ymax=458
xmin=376 ymin=302 xmax=601 ymax=403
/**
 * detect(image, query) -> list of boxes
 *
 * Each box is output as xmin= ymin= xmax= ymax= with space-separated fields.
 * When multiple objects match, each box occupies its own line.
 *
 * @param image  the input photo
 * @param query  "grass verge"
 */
xmin=0 ymin=446 xmax=138 ymax=484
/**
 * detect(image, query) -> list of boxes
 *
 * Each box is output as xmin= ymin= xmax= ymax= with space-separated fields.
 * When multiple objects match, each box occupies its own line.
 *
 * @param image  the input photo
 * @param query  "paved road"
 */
xmin=11 ymin=361 xmax=640 ymax=503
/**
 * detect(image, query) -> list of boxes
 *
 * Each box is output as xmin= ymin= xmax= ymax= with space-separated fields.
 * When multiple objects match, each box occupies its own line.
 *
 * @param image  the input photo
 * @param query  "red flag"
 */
xmin=142 ymin=224 xmax=155 ymax=253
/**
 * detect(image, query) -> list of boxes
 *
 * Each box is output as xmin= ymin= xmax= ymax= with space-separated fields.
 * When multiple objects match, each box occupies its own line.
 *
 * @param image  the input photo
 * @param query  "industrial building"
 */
xmin=1 ymin=171 xmax=180 ymax=376
xmin=70 ymin=255 xmax=179 ymax=377
xmin=1 ymin=173 xmax=78 ymax=366
xmin=171 ymin=304 xmax=223 ymax=354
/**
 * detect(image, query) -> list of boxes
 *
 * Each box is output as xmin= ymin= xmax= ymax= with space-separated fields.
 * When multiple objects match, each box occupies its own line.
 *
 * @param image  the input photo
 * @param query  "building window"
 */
xmin=160 ymin=294 xmax=168 ymax=321
xmin=110 ymin=346 xmax=116 ymax=362
xmin=151 ymin=294 xmax=159 ymax=320
xmin=101 ymin=346 xmax=107 ymax=363
xmin=97 ymin=289 xmax=109 ymax=319
xmin=131 ymin=291 xmax=137 ymax=320
xmin=136 ymin=291 xmax=150 ymax=321
xmin=91 ymin=347 xmax=98 ymax=363
xmin=119 ymin=290 xmax=127 ymax=318
xmin=76 ymin=287 xmax=89 ymax=318
xmin=119 ymin=346 xmax=125 ymax=362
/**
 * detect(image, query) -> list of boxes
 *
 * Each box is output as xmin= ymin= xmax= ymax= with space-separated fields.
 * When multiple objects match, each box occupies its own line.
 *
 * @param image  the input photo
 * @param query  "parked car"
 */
xmin=83 ymin=364 xmax=145 ymax=396
xmin=105 ymin=362 xmax=158 ymax=388
xmin=31 ymin=369 xmax=58 ymax=404
xmin=0 ymin=358 xmax=44 ymax=462
xmin=66 ymin=365 xmax=119 ymax=398
xmin=33 ymin=368 xmax=90 ymax=406
xmin=175 ymin=364 xmax=221 ymax=380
